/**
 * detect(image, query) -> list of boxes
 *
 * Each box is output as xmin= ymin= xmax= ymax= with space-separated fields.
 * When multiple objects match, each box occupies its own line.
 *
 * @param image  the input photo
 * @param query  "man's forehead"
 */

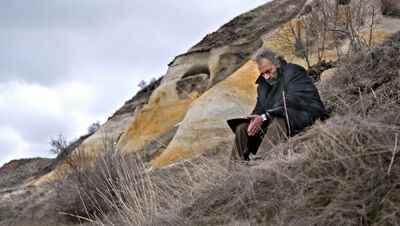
xmin=259 ymin=58 xmax=272 ymax=64
xmin=257 ymin=58 xmax=273 ymax=70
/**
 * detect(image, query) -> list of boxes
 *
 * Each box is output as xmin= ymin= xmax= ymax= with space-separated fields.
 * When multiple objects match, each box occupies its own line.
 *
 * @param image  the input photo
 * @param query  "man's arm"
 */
xmin=251 ymin=96 xmax=264 ymax=115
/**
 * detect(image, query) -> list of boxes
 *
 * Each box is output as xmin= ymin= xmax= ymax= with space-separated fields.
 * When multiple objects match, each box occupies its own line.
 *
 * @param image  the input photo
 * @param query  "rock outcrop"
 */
xmin=151 ymin=60 xmax=259 ymax=168
xmin=116 ymin=0 xmax=306 ymax=162
xmin=29 ymin=0 xmax=400 ymax=181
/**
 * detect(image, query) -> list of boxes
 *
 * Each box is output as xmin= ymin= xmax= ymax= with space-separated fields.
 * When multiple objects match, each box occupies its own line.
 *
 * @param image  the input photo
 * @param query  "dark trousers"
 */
xmin=230 ymin=116 xmax=288 ymax=161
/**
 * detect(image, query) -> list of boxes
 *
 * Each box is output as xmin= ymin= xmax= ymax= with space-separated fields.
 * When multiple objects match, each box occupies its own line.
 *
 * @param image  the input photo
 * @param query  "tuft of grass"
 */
xmin=320 ymin=31 xmax=400 ymax=118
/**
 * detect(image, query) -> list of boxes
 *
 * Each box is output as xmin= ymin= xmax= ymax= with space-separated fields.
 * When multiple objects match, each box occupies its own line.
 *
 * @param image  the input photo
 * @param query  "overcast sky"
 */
xmin=0 ymin=0 xmax=268 ymax=167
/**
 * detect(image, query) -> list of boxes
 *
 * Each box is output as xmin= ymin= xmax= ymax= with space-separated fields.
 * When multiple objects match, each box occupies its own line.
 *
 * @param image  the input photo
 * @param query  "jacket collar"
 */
xmin=255 ymin=59 xmax=287 ymax=84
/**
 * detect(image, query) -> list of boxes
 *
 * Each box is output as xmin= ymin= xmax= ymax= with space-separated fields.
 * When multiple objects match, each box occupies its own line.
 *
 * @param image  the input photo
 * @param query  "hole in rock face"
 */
xmin=181 ymin=65 xmax=210 ymax=79
xmin=176 ymin=65 xmax=210 ymax=99
xmin=211 ymin=52 xmax=248 ymax=87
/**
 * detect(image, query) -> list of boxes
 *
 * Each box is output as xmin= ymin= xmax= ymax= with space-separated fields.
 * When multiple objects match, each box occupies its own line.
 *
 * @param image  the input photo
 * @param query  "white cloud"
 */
xmin=0 ymin=0 xmax=268 ymax=166
xmin=0 ymin=128 xmax=30 ymax=166
xmin=0 ymin=81 xmax=95 ymax=166
xmin=0 ymin=81 xmax=60 ymax=114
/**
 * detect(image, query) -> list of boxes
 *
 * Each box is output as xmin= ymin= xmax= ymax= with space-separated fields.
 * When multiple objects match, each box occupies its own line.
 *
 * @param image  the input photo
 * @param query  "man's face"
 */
xmin=257 ymin=58 xmax=279 ymax=85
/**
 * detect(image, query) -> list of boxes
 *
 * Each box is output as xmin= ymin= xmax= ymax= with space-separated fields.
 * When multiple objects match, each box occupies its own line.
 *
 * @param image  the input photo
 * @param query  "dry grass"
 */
xmin=154 ymin=116 xmax=399 ymax=225
xmin=52 ymin=32 xmax=400 ymax=225
xmin=320 ymin=31 xmax=400 ymax=118
xmin=84 ymin=116 xmax=399 ymax=225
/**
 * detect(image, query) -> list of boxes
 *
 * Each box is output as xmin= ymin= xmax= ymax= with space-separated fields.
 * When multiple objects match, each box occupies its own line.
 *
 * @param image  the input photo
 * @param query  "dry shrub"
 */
xmin=53 ymin=150 xmax=148 ymax=223
xmin=275 ymin=117 xmax=399 ymax=225
xmin=320 ymin=31 xmax=400 ymax=119
xmin=53 ymin=148 xmax=217 ymax=225
xmin=381 ymin=0 xmax=400 ymax=17
xmin=53 ymin=151 xmax=116 ymax=222
xmin=93 ymin=154 xmax=231 ymax=225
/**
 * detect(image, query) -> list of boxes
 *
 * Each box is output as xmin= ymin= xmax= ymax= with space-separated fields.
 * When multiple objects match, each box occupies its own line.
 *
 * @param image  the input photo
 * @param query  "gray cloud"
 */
xmin=0 ymin=0 xmax=267 ymax=167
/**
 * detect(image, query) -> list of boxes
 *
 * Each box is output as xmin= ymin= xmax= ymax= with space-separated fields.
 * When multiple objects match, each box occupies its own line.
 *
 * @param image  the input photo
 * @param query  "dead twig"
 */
xmin=371 ymin=88 xmax=378 ymax=104
xmin=387 ymin=133 xmax=398 ymax=176
xmin=58 ymin=211 xmax=95 ymax=223
xmin=358 ymin=87 xmax=366 ymax=118
xmin=282 ymin=91 xmax=291 ymax=137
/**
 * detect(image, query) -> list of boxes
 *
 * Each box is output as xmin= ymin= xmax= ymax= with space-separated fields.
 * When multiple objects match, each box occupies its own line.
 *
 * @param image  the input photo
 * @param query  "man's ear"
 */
xmin=276 ymin=60 xmax=281 ymax=69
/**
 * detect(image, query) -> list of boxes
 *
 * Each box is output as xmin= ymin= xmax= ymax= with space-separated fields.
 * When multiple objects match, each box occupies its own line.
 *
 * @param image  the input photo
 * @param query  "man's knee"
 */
xmin=257 ymin=117 xmax=288 ymax=158
xmin=269 ymin=117 xmax=287 ymax=134
xmin=235 ymin=122 xmax=249 ymax=134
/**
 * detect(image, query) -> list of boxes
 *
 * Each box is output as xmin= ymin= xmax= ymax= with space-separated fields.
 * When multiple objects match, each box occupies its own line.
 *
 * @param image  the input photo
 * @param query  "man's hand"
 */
xmin=247 ymin=114 xmax=263 ymax=136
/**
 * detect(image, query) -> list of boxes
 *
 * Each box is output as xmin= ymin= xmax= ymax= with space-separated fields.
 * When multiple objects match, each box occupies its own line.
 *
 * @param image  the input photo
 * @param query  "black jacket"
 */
xmin=252 ymin=60 xmax=328 ymax=135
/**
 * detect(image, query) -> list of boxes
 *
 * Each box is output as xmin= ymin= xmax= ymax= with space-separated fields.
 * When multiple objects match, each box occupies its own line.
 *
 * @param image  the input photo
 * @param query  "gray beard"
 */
xmin=266 ymin=77 xmax=277 ymax=85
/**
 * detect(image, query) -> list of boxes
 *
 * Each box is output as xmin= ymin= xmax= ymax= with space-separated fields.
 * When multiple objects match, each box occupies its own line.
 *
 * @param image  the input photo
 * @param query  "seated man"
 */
xmin=230 ymin=47 xmax=328 ymax=161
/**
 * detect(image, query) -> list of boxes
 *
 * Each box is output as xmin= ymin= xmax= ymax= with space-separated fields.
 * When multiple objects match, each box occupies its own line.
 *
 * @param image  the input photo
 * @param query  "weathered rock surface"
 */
xmin=116 ymin=79 xmax=200 ymax=154
xmin=116 ymin=0 xmax=306 ymax=161
xmin=150 ymin=4 xmax=400 ymax=168
xmin=43 ymin=0 xmax=398 ymax=171
xmin=6 ymin=0 xmax=400 ymax=187
xmin=187 ymin=0 xmax=306 ymax=53
xmin=152 ymin=60 xmax=259 ymax=168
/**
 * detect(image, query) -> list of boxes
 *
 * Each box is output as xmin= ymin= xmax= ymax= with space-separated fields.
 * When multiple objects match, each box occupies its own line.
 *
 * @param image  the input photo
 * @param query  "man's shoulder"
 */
xmin=281 ymin=62 xmax=311 ymax=83
xmin=284 ymin=62 xmax=307 ymax=73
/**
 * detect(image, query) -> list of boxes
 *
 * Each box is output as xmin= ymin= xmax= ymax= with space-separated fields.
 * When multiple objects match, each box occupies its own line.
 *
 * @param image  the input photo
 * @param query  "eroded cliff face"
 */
xmin=146 ymin=0 xmax=398 ymax=169
xmin=34 ymin=0 xmax=400 ymax=183
xmin=151 ymin=60 xmax=260 ymax=168
xmin=115 ymin=0 xmax=306 ymax=162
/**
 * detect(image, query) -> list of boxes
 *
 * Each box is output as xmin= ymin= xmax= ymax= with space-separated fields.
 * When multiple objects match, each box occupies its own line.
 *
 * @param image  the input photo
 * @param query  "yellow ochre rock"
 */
xmin=116 ymin=80 xmax=201 ymax=154
xmin=80 ymin=113 xmax=137 ymax=152
xmin=151 ymin=60 xmax=259 ymax=169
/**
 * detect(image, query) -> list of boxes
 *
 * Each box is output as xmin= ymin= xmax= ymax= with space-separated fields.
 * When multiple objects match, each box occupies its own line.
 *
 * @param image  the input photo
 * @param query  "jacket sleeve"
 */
xmin=266 ymin=65 xmax=315 ymax=116
xmin=251 ymin=96 xmax=264 ymax=115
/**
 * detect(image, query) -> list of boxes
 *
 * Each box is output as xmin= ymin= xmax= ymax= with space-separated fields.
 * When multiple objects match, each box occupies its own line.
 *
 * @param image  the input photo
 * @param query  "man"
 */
xmin=230 ymin=47 xmax=328 ymax=161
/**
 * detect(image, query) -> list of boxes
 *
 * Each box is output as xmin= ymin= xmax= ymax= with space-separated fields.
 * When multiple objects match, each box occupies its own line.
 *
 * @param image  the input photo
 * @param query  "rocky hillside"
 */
xmin=34 ymin=0 xmax=310 ymax=183
xmin=0 ymin=158 xmax=52 ymax=189
xmin=1 ymin=0 xmax=400 ymax=224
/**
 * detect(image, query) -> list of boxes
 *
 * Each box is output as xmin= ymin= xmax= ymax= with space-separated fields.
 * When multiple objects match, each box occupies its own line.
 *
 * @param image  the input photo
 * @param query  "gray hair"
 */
xmin=251 ymin=47 xmax=284 ymax=67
